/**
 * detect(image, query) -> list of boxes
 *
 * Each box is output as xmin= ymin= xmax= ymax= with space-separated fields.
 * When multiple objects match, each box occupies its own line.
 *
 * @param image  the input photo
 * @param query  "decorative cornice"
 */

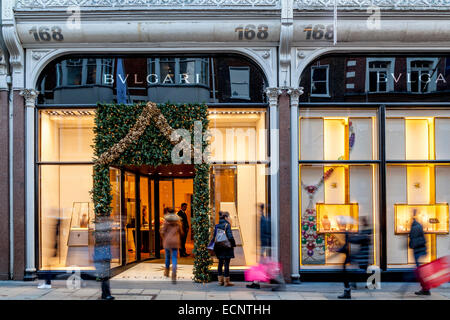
xmin=0 ymin=51 xmax=8 ymax=90
xmin=15 ymin=0 xmax=281 ymax=10
xmin=295 ymin=0 xmax=450 ymax=10
xmin=2 ymin=0 xmax=24 ymax=88
xmin=287 ymin=87 xmax=304 ymax=107
xmin=20 ymin=89 xmax=39 ymax=108
xmin=31 ymin=50 xmax=52 ymax=61
xmin=265 ymin=87 xmax=283 ymax=107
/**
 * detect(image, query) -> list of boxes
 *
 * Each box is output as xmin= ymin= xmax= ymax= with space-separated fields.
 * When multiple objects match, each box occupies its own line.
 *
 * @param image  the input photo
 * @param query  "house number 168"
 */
xmin=235 ymin=25 xmax=269 ymax=40
xmin=29 ymin=26 xmax=64 ymax=42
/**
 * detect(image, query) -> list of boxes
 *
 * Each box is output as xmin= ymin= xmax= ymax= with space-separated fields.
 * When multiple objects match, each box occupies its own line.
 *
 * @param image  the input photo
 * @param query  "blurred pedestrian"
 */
xmin=337 ymin=227 xmax=353 ymax=299
xmin=160 ymin=208 xmax=183 ymax=284
xmin=247 ymin=204 xmax=270 ymax=289
xmin=177 ymin=203 xmax=190 ymax=257
xmin=213 ymin=211 xmax=236 ymax=287
xmin=246 ymin=204 xmax=285 ymax=291
xmin=93 ymin=218 xmax=114 ymax=300
xmin=409 ymin=209 xmax=430 ymax=296
xmin=350 ymin=216 xmax=372 ymax=289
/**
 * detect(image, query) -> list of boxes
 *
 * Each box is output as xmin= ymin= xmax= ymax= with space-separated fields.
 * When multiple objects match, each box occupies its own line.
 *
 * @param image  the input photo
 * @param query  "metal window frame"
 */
xmin=297 ymin=102 xmax=450 ymax=271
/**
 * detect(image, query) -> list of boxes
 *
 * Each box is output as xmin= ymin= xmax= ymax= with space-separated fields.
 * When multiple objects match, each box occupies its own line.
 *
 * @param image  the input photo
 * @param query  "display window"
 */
xmin=299 ymin=109 xmax=379 ymax=267
xmin=386 ymin=109 xmax=450 ymax=268
xmin=38 ymin=109 xmax=96 ymax=270
xmin=208 ymin=108 xmax=268 ymax=267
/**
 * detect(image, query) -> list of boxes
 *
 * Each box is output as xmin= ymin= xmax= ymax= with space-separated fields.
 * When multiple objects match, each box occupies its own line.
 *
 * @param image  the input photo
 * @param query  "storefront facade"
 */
xmin=0 ymin=0 xmax=449 ymax=281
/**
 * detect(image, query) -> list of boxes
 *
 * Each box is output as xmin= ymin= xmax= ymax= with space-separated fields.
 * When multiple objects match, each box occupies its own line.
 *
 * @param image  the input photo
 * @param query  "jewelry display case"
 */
xmin=316 ymin=203 xmax=359 ymax=234
xmin=394 ymin=203 xmax=449 ymax=234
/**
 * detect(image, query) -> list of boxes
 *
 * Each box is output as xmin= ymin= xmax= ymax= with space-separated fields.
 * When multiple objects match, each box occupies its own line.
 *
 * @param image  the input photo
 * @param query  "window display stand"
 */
xmin=66 ymin=202 xmax=94 ymax=267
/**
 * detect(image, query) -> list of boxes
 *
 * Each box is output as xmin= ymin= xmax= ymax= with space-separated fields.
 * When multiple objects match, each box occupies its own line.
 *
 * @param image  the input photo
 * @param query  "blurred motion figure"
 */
xmin=409 ymin=209 xmax=430 ymax=296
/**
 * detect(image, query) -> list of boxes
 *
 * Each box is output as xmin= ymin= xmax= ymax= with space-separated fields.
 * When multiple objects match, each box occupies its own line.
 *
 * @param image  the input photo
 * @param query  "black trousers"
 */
xmin=218 ymin=258 xmax=231 ymax=277
xmin=180 ymin=232 xmax=188 ymax=255
xmin=101 ymin=279 xmax=112 ymax=298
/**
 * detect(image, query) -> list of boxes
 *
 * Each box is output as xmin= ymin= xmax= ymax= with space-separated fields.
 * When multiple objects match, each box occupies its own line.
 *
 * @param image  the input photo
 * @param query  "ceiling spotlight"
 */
xmin=168 ymin=172 xmax=172 ymax=175
xmin=179 ymin=172 xmax=183 ymax=174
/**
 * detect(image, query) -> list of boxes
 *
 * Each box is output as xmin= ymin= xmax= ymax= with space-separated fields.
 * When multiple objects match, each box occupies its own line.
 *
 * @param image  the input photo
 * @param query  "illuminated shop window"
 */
xmin=366 ymin=58 xmax=395 ymax=93
xmin=386 ymin=110 xmax=450 ymax=268
xmin=38 ymin=110 xmax=96 ymax=270
xmin=310 ymin=65 xmax=329 ymax=97
xmin=208 ymin=109 xmax=268 ymax=267
xmin=299 ymin=109 xmax=379 ymax=267
xmin=229 ymin=67 xmax=250 ymax=100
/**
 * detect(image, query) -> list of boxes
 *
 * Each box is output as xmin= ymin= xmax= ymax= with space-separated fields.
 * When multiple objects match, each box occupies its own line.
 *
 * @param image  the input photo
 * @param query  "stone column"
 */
xmin=0 ymin=52 xmax=9 ymax=279
xmin=265 ymin=87 xmax=282 ymax=265
xmin=277 ymin=89 xmax=292 ymax=281
xmin=20 ymin=89 xmax=38 ymax=280
xmin=287 ymin=87 xmax=303 ymax=283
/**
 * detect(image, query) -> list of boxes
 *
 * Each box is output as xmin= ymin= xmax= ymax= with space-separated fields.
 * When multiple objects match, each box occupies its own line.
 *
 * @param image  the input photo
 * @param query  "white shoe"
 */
xmin=37 ymin=283 xmax=51 ymax=289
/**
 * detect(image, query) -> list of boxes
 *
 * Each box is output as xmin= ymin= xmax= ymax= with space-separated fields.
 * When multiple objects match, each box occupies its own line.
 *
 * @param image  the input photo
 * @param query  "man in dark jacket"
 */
xmin=409 ymin=209 xmax=430 ymax=296
xmin=177 ymin=203 xmax=190 ymax=257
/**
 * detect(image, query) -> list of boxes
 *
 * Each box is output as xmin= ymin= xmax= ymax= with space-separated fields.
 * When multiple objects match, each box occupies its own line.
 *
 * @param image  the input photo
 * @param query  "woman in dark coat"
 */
xmin=409 ymin=209 xmax=430 ymax=295
xmin=213 ymin=211 xmax=236 ymax=287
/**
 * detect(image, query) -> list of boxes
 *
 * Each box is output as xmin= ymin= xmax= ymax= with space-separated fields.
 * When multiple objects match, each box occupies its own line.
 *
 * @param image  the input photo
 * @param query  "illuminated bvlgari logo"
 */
xmin=103 ymin=73 xmax=204 ymax=85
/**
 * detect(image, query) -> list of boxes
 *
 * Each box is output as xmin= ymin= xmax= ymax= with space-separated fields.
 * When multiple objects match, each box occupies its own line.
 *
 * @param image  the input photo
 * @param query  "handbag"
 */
xmin=215 ymin=224 xmax=231 ymax=249
xmin=207 ymin=238 xmax=215 ymax=256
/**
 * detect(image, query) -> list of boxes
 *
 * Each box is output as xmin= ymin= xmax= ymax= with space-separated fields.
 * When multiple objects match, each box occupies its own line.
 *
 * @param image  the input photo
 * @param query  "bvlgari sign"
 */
xmin=103 ymin=73 xmax=205 ymax=85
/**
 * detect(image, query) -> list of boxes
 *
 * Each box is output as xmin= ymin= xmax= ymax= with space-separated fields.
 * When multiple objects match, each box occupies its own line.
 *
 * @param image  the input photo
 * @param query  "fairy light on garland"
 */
xmin=300 ymin=120 xmax=355 ymax=263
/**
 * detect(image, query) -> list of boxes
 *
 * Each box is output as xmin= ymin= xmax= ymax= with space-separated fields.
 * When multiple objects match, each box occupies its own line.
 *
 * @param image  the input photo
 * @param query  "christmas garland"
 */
xmin=92 ymin=102 xmax=212 ymax=282
xmin=300 ymin=120 xmax=355 ymax=263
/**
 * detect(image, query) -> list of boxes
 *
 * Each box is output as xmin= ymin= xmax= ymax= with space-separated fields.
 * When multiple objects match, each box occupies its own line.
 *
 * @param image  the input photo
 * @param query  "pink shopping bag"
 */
xmin=245 ymin=264 xmax=270 ymax=283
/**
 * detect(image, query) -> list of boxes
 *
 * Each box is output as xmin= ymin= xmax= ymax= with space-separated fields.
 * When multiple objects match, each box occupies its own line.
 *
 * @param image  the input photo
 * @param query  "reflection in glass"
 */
xmin=109 ymin=168 xmax=122 ymax=267
xmin=125 ymin=173 xmax=137 ymax=263
xmin=140 ymin=176 xmax=154 ymax=260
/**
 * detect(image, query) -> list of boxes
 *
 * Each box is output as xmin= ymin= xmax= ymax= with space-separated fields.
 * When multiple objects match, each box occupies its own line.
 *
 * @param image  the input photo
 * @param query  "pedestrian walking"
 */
xmin=160 ymin=208 xmax=184 ymax=284
xmin=213 ymin=211 xmax=236 ymax=287
xmin=337 ymin=228 xmax=353 ymax=299
xmin=177 ymin=203 xmax=190 ymax=257
xmin=409 ymin=209 xmax=431 ymax=296
xmin=349 ymin=216 xmax=372 ymax=289
xmin=93 ymin=218 xmax=115 ymax=300
xmin=246 ymin=204 xmax=284 ymax=291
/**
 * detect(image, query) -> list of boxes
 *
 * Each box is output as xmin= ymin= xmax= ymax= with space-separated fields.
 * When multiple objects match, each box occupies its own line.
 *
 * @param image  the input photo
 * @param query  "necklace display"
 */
xmin=301 ymin=120 xmax=355 ymax=263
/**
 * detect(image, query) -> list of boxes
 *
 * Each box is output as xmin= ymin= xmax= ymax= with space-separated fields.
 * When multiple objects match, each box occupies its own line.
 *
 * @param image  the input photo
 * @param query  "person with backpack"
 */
xmin=212 ymin=211 xmax=236 ymax=287
xmin=160 ymin=208 xmax=184 ymax=284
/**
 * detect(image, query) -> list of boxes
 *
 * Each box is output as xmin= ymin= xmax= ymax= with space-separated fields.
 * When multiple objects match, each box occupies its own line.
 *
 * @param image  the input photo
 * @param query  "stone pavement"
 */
xmin=0 ymin=279 xmax=448 ymax=300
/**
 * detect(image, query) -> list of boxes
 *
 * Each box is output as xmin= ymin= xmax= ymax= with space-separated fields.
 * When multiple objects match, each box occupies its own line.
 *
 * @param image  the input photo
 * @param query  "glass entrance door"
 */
xmin=124 ymin=172 xmax=137 ymax=263
xmin=139 ymin=176 xmax=155 ymax=260
xmin=158 ymin=178 xmax=194 ymax=257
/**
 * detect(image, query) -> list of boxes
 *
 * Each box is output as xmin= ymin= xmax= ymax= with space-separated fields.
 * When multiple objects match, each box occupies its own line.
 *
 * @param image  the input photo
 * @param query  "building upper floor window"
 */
xmin=311 ymin=65 xmax=329 ymax=96
xmin=148 ymin=57 xmax=209 ymax=85
xmin=229 ymin=67 xmax=250 ymax=100
xmin=56 ymin=58 xmax=114 ymax=87
xmin=408 ymin=58 xmax=438 ymax=93
xmin=367 ymin=58 xmax=395 ymax=93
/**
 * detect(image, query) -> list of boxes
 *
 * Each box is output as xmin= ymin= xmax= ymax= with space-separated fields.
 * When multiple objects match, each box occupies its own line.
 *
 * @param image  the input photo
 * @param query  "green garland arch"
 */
xmin=92 ymin=102 xmax=212 ymax=283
